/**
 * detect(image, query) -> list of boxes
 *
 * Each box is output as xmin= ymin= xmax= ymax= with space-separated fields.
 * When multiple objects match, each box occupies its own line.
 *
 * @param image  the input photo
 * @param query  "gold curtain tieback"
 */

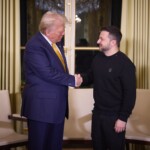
xmin=52 ymin=43 xmax=66 ymax=71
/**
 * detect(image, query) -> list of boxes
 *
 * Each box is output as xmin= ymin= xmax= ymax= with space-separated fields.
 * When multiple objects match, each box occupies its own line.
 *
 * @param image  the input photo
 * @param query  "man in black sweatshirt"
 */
xmin=82 ymin=26 xmax=136 ymax=150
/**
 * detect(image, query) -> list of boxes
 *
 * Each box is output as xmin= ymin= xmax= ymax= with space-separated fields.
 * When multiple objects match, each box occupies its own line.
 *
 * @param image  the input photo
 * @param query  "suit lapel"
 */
xmin=37 ymin=32 xmax=68 ymax=72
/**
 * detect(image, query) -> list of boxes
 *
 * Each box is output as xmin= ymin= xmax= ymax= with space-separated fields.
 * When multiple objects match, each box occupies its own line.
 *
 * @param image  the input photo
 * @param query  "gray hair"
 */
xmin=39 ymin=11 xmax=68 ymax=34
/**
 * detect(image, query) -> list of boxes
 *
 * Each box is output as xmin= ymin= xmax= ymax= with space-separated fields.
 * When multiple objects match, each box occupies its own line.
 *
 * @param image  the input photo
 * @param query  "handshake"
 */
xmin=75 ymin=74 xmax=83 ymax=87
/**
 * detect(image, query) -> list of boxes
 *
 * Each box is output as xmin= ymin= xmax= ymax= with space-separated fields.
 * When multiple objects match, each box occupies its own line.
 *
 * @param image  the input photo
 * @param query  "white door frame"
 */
xmin=64 ymin=0 xmax=94 ymax=139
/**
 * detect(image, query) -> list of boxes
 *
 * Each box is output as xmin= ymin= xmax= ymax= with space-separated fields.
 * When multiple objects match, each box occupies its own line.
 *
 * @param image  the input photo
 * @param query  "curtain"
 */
xmin=0 ymin=0 xmax=21 ymax=112
xmin=121 ymin=0 xmax=150 ymax=88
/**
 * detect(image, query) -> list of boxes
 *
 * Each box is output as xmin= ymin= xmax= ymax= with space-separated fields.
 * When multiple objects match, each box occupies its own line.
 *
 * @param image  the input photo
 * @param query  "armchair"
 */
xmin=0 ymin=90 xmax=28 ymax=149
xmin=125 ymin=89 xmax=150 ymax=149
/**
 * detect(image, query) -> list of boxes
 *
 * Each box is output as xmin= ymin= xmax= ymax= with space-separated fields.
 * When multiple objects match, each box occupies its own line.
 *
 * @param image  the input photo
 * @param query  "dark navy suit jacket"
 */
xmin=21 ymin=32 xmax=75 ymax=123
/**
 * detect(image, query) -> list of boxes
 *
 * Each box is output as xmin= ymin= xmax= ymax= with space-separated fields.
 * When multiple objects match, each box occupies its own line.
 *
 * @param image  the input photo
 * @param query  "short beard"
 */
xmin=100 ymin=48 xmax=108 ymax=52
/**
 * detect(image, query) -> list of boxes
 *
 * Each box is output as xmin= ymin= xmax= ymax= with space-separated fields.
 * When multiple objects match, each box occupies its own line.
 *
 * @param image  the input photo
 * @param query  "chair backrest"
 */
xmin=0 ymin=90 xmax=15 ymax=137
xmin=126 ymin=89 xmax=150 ymax=136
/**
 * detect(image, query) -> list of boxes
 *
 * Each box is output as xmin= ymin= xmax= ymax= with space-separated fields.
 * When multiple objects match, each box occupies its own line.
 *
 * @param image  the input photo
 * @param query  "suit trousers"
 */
xmin=91 ymin=112 xmax=125 ymax=150
xmin=27 ymin=119 xmax=64 ymax=150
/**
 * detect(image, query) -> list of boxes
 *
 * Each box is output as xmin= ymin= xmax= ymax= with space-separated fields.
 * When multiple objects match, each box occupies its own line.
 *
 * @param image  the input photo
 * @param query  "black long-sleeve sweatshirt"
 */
xmin=82 ymin=51 xmax=136 ymax=122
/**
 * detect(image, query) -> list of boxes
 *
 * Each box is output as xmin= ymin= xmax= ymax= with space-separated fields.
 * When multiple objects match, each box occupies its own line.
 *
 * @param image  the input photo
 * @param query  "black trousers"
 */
xmin=91 ymin=112 xmax=125 ymax=150
xmin=27 ymin=119 xmax=64 ymax=150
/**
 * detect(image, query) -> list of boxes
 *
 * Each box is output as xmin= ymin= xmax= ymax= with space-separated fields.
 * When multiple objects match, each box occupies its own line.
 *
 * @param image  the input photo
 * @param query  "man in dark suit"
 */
xmin=21 ymin=11 xmax=82 ymax=150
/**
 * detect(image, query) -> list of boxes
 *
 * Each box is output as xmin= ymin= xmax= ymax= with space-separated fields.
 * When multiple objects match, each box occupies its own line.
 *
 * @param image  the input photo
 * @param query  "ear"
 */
xmin=45 ymin=27 xmax=53 ymax=36
xmin=111 ymin=39 xmax=117 ymax=46
xmin=45 ymin=29 xmax=50 ymax=36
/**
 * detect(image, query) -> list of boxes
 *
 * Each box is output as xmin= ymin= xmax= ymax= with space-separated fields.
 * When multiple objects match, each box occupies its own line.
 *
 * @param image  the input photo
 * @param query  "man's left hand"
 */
xmin=114 ymin=119 xmax=126 ymax=133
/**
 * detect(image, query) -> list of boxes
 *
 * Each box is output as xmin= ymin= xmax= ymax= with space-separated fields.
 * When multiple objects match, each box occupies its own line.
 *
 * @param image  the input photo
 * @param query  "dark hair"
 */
xmin=100 ymin=26 xmax=122 ymax=47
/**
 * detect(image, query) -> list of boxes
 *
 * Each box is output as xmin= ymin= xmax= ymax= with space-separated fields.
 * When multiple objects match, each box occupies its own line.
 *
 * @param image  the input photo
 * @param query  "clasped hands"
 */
xmin=75 ymin=74 xmax=83 ymax=87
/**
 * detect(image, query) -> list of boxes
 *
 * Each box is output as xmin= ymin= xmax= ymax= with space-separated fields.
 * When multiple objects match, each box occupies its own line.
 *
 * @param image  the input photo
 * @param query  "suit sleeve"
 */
xmin=24 ymin=43 xmax=75 ymax=87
